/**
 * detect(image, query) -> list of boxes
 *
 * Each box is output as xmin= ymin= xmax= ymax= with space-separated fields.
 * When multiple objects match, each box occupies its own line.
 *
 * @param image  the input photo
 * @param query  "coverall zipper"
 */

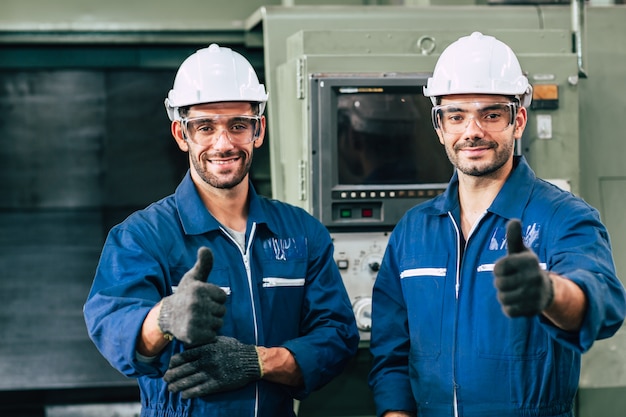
xmin=448 ymin=211 xmax=486 ymax=417
xmin=448 ymin=212 xmax=462 ymax=417
xmin=221 ymin=222 xmax=260 ymax=417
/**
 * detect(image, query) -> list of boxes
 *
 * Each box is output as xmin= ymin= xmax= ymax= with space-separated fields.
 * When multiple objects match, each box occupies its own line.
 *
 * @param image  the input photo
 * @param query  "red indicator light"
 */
xmin=362 ymin=208 xmax=374 ymax=218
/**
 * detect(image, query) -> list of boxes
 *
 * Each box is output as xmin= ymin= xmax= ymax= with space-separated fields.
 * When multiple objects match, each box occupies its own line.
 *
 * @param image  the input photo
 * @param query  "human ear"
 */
xmin=514 ymin=107 xmax=528 ymax=139
xmin=171 ymin=121 xmax=189 ymax=152
xmin=252 ymin=116 xmax=266 ymax=149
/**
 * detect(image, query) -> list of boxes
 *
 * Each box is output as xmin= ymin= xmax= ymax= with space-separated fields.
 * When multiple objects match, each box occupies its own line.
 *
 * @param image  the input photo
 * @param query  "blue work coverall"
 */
xmin=369 ymin=156 xmax=626 ymax=417
xmin=84 ymin=172 xmax=359 ymax=417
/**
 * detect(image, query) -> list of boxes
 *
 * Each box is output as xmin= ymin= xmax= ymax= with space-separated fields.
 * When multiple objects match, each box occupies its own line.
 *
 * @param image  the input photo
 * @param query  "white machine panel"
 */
xmin=332 ymin=231 xmax=391 ymax=341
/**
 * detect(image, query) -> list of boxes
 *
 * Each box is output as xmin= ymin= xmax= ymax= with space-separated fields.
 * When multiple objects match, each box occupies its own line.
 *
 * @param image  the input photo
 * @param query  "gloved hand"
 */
xmin=158 ymin=247 xmax=227 ymax=346
xmin=493 ymin=219 xmax=554 ymax=317
xmin=163 ymin=336 xmax=263 ymax=398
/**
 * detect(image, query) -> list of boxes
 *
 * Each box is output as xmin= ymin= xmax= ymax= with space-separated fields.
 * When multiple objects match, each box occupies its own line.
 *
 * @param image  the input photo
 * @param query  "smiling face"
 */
xmin=172 ymin=102 xmax=265 ymax=190
xmin=435 ymin=94 xmax=527 ymax=179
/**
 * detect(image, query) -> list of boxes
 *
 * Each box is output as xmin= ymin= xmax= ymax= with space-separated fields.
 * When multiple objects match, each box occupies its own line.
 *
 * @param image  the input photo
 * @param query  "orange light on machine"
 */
xmin=531 ymin=84 xmax=559 ymax=110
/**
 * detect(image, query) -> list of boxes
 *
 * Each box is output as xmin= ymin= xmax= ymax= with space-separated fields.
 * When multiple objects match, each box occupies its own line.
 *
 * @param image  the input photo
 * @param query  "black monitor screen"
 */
xmin=336 ymin=86 xmax=451 ymax=186
xmin=310 ymin=74 xmax=453 ymax=229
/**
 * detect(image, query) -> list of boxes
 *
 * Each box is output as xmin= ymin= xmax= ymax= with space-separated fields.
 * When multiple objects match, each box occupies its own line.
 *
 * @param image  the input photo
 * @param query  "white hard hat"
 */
xmin=423 ymin=32 xmax=532 ymax=107
xmin=165 ymin=43 xmax=268 ymax=121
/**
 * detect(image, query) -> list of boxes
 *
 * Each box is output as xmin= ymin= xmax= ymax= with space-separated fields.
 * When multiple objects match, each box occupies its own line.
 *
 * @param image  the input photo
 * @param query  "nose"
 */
xmin=462 ymin=116 xmax=485 ymax=139
xmin=212 ymin=129 xmax=235 ymax=149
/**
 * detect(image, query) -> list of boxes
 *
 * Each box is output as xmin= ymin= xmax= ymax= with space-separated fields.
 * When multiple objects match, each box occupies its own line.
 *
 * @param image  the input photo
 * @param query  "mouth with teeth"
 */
xmin=206 ymin=152 xmax=242 ymax=167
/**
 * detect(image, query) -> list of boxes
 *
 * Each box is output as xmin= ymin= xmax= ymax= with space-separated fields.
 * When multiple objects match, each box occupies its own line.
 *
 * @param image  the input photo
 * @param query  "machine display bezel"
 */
xmin=309 ymin=73 xmax=453 ymax=231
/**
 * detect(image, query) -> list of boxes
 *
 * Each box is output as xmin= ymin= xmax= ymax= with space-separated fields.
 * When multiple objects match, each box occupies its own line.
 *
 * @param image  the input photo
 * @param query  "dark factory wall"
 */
xmin=0 ymin=27 xmax=270 ymax=417
xmin=0 ymin=43 xmax=270 ymax=414
xmin=0 ymin=68 xmax=192 ymax=414
xmin=0 ymin=69 xmax=186 ymax=210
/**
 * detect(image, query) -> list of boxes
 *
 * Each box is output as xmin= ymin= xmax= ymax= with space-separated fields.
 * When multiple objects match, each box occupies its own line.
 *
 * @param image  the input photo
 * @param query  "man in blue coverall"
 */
xmin=368 ymin=32 xmax=626 ymax=417
xmin=83 ymin=44 xmax=359 ymax=417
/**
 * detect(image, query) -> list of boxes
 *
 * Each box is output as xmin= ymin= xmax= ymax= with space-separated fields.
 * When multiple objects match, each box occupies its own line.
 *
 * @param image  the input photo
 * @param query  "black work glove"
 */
xmin=493 ymin=219 xmax=554 ymax=317
xmin=163 ymin=336 xmax=263 ymax=398
xmin=158 ymin=247 xmax=227 ymax=346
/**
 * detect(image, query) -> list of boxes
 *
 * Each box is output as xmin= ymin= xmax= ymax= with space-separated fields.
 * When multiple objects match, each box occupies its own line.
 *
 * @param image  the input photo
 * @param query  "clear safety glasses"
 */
xmin=181 ymin=114 xmax=261 ymax=146
xmin=431 ymin=102 xmax=517 ymax=134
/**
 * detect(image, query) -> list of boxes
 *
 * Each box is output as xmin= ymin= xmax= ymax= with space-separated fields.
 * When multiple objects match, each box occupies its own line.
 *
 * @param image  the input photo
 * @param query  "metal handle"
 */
xmin=572 ymin=0 xmax=588 ymax=78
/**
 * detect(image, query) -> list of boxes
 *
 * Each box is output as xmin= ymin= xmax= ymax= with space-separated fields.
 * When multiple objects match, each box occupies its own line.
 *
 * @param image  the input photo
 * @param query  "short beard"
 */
xmin=189 ymin=148 xmax=253 ymax=189
xmin=447 ymin=137 xmax=515 ymax=178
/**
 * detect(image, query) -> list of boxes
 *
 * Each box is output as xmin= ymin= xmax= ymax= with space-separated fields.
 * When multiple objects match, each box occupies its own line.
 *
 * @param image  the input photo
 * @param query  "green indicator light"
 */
xmin=340 ymin=209 xmax=352 ymax=218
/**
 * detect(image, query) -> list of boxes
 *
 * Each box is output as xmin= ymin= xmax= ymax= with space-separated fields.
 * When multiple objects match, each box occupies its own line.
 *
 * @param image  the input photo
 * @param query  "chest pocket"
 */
xmin=258 ymin=236 xmax=308 ymax=338
xmin=262 ymin=277 xmax=306 ymax=288
xmin=472 ymin=263 xmax=548 ymax=360
xmin=400 ymin=254 xmax=448 ymax=358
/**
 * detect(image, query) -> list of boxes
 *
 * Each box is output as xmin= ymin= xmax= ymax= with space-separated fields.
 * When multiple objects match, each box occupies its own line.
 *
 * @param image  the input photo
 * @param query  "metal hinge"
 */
xmin=298 ymin=159 xmax=307 ymax=201
xmin=296 ymin=57 xmax=305 ymax=99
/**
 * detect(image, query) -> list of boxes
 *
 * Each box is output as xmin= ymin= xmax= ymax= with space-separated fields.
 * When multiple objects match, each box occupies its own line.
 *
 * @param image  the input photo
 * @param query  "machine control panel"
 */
xmin=332 ymin=231 xmax=391 ymax=341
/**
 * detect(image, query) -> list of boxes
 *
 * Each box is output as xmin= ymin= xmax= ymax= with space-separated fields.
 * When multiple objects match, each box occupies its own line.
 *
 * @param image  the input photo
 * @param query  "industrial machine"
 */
xmin=251 ymin=20 xmax=577 ymax=417
xmin=1 ymin=1 xmax=626 ymax=417
xmin=308 ymin=72 xmax=452 ymax=343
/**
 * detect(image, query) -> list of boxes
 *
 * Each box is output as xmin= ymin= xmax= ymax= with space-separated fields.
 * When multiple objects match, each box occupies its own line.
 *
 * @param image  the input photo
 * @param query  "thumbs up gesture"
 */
xmin=158 ymin=247 xmax=227 ymax=345
xmin=493 ymin=220 xmax=554 ymax=317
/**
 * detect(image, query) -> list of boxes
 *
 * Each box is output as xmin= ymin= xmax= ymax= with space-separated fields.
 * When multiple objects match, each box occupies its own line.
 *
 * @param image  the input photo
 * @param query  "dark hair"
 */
xmin=178 ymin=106 xmax=190 ymax=118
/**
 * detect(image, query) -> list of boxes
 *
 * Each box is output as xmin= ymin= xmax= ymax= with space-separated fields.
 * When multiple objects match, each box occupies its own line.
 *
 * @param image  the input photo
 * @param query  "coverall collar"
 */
xmin=174 ymin=171 xmax=272 ymax=235
xmin=432 ymin=155 xmax=535 ymax=220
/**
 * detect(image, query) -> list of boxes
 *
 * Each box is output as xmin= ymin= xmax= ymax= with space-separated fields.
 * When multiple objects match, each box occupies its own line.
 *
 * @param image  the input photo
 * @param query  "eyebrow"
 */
xmin=442 ymin=105 xmax=466 ymax=113
xmin=187 ymin=115 xmax=256 ymax=122
xmin=479 ymin=103 xmax=509 ymax=111
xmin=443 ymin=103 xmax=508 ymax=113
xmin=230 ymin=116 xmax=256 ymax=122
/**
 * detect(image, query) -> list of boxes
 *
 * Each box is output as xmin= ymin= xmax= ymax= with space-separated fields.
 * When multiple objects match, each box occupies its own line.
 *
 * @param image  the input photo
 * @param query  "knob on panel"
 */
xmin=352 ymin=296 xmax=372 ymax=332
